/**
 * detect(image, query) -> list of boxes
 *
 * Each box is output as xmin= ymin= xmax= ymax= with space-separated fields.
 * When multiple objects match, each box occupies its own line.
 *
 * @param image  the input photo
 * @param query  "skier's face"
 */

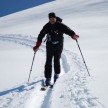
xmin=49 ymin=17 xmax=56 ymax=24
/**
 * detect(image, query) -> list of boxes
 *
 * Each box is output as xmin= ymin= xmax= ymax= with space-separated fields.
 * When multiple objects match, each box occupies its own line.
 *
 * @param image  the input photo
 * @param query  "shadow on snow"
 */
xmin=0 ymin=79 xmax=43 ymax=96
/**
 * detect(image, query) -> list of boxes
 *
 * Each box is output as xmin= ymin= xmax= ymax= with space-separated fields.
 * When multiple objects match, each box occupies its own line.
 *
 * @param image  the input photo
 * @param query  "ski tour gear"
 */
xmin=45 ymin=78 xmax=51 ymax=86
xmin=28 ymin=50 xmax=38 ymax=82
xmin=49 ymin=12 xmax=62 ymax=22
xmin=33 ymin=12 xmax=79 ymax=82
xmin=54 ymin=74 xmax=59 ymax=83
xmin=56 ymin=16 xmax=62 ymax=22
xmin=43 ymin=16 xmax=62 ymax=43
xmin=37 ymin=22 xmax=75 ymax=43
xmin=41 ymin=79 xmax=55 ymax=91
xmin=41 ymin=84 xmax=53 ymax=91
xmin=33 ymin=41 xmax=41 ymax=51
xmin=49 ymin=12 xmax=56 ymax=19
xmin=37 ymin=21 xmax=76 ymax=79
xmin=76 ymin=39 xmax=90 ymax=76
xmin=44 ymin=42 xmax=63 ymax=79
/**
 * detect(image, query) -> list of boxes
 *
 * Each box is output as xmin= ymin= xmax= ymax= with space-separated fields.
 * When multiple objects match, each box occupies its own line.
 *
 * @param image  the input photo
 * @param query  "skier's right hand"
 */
xmin=33 ymin=41 xmax=41 ymax=51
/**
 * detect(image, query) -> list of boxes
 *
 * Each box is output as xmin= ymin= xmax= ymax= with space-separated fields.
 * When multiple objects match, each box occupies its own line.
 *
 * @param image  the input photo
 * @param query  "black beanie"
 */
xmin=48 ymin=12 xmax=56 ymax=19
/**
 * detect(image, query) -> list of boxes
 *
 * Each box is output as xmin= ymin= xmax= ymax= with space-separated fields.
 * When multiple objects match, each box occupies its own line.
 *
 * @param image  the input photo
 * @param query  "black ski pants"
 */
xmin=44 ymin=42 xmax=63 ymax=79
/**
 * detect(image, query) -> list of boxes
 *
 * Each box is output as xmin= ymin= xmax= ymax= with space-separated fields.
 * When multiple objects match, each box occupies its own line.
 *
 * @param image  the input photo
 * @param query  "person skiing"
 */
xmin=33 ymin=12 xmax=79 ymax=86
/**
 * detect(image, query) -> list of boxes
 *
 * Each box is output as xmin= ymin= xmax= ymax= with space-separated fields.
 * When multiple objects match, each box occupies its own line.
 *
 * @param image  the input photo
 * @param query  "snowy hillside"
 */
xmin=0 ymin=0 xmax=108 ymax=108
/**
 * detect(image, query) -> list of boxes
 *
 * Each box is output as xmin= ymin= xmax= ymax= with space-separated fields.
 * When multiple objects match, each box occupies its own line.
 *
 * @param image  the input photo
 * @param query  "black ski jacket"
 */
xmin=37 ymin=21 xmax=75 ymax=43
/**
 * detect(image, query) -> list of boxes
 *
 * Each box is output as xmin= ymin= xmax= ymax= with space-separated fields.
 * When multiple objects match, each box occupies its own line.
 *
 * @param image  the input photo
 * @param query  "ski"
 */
xmin=40 ymin=79 xmax=56 ymax=91
xmin=41 ymin=85 xmax=49 ymax=91
xmin=40 ymin=84 xmax=54 ymax=91
xmin=50 ymin=84 xmax=54 ymax=88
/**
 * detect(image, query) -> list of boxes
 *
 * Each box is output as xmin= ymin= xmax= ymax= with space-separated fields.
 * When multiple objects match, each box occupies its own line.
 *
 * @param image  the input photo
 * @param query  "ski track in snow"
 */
xmin=51 ymin=51 xmax=106 ymax=108
xmin=0 ymin=34 xmax=105 ymax=108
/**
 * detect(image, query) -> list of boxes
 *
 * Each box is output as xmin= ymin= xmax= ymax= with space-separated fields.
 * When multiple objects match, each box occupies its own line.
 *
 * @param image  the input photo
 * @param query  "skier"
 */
xmin=33 ymin=12 xmax=79 ymax=86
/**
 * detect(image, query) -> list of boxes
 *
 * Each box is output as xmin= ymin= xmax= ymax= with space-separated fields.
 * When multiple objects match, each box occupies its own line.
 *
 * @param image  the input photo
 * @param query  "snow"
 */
xmin=0 ymin=0 xmax=108 ymax=108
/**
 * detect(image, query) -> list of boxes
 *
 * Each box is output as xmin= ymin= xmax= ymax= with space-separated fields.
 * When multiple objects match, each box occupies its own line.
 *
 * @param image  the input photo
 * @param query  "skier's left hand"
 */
xmin=71 ymin=34 xmax=79 ymax=40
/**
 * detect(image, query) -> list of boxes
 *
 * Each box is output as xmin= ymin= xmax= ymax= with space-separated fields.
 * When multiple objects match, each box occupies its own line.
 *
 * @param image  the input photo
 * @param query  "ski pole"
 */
xmin=76 ymin=39 xmax=90 ymax=76
xmin=28 ymin=49 xmax=38 ymax=82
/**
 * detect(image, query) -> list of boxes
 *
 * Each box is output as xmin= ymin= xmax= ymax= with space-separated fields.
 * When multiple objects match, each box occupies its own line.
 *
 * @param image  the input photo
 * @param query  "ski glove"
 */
xmin=71 ymin=34 xmax=79 ymax=40
xmin=33 ymin=41 xmax=41 ymax=51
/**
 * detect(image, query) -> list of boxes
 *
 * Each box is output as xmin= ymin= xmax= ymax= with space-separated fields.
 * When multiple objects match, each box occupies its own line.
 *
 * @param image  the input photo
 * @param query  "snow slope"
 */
xmin=0 ymin=0 xmax=108 ymax=108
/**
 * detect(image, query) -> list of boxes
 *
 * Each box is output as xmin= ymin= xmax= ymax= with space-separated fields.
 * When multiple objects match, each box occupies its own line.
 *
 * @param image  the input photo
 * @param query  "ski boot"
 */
xmin=54 ymin=74 xmax=59 ymax=83
xmin=45 ymin=78 xmax=51 ymax=86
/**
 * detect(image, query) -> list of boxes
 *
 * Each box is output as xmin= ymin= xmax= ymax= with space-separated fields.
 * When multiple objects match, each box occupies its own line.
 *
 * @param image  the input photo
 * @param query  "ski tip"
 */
xmin=41 ymin=86 xmax=49 ymax=91
xmin=41 ymin=87 xmax=46 ymax=91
